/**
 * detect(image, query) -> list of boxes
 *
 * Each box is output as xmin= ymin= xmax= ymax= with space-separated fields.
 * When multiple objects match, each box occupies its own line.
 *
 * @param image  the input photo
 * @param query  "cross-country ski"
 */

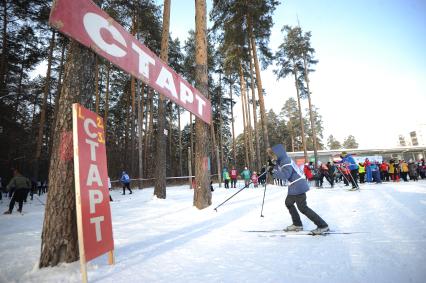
xmin=244 ymin=229 xmax=368 ymax=236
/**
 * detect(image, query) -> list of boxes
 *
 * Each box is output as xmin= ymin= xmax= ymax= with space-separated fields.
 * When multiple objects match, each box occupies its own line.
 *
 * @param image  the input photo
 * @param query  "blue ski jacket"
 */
xmin=271 ymin=144 xmax=309 ymax=195
xmin=342 ymin=154 xmax=359 ymax=171
xmin=121 ymin=173 xmax=130 ymax=184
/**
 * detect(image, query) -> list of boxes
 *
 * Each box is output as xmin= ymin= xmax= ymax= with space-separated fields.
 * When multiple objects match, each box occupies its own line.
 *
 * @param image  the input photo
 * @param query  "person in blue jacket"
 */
xmin=120 ymin=171 xmax=132 ymax=195
xmin=267 ymin=144 xmax=329 ymax=235
xmin=341 ymin=151 xmax=359 ymax=190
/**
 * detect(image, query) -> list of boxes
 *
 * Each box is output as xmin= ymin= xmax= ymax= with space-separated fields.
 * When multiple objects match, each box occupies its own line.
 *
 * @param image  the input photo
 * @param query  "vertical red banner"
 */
xmin=73 ymin=103 xmax=114 ymax=262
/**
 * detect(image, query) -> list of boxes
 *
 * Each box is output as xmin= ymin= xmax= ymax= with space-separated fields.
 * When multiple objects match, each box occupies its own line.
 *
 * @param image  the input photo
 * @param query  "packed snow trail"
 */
xmin=0 ymin=180 xmax=425 ymax=283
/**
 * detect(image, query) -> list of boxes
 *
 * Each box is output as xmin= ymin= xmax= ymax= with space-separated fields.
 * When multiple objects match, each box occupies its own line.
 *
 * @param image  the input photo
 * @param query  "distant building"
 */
xmin=399 ymin=123 xmax=426 ymax=146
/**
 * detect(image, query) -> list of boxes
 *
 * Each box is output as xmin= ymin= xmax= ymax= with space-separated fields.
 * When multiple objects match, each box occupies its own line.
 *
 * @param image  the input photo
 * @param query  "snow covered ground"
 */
xmin=1 ymin=180 xmax=425 ymax=283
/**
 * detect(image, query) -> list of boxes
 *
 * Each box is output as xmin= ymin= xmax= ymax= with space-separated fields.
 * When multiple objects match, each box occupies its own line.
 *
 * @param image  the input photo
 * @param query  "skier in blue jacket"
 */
xmin=341 ymin=151 xmax=359 ymax=190
xmin=267 ymin=144 xmax=329 ymax=235
xmin=120 ymin=171 xmax=132 ymax=195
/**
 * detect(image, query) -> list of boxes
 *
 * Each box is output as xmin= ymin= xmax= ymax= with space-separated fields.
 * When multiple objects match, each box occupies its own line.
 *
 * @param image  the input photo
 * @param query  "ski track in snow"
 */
xmin=0 ymin=180 xmax=425 ymax=283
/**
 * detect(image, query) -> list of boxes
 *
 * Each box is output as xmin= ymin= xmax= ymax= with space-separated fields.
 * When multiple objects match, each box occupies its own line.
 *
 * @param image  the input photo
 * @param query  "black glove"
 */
xmin=267 ymin=159 xmax=276 ymax=175
xmin=268 ymin=158 xmax=276 ymax=167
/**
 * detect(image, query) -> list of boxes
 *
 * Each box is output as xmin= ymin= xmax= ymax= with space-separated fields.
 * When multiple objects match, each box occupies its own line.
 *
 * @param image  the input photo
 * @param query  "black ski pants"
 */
xmin=359 ymin=172 xmax=365 ymax=183
xmin=8 ymin=188 xmax=29 ymax=213
xmin=122 ymin=183 xmax=132 ymax=194
xmin=285 ymin=193 xmax=328 ymax=228
xmin=224 ymin=179 xmax=229 ymax=188
xmin=231 ymin=179 xmax=237 ymax=188
xmin=319 ymin=172 xmax=334 ymax=187
xmin=350 ymin=169 xmax=359 ymax=188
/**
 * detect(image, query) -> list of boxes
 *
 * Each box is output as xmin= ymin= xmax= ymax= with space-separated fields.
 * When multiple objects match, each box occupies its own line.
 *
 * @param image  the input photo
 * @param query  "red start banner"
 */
xmin=73 ymin=103 xmax=114 ymax=262
xmin=50 ymin=0 xmax=211 ymax=124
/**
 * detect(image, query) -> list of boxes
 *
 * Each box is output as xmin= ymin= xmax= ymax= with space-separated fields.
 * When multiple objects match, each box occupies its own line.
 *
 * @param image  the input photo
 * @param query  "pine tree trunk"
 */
xmin=168 ymin=104 xmax=173 ymax=176
xmin=178 ymin=106 xmax=182 ymax=176
xmin=190 ymin=113 xmax=194 ymax=172
xmin=245 ymin=80 xmax=254 ymax=169
xmin=34 ymin=31 xmax=56 ymax=180
xmin=95 ymin=55 xmax=99 ymax=113
xmin=229 ymin=80 xmax=236 ymax=165
xmin=130 ymin=79 xmax=136 ymax=177
xmin=293 ymin=67 xmax=308 ymax=162
xmin=154 ymin=0 xmax=170 ymax=199
xmin=239 ymin=63 xmax=249 ymax=167
xmin=218 ymin=78 xmax=224 ymax=171
xmin=289 ymin=120 xmax=295 ymax=152
xmin=303 ymin=54 xmax=318 ymax=165
xmin=104 ymin=63 xmax=110 ymax=130
xmin=14 ymin=43 xmax=27 ymax=121
xmin=127 ymin=15 xmax=137 ymax=176
xmin=51 ymin=40 xmax=66 ymax=140
xmin=137 ymin=82 xmax=144 ymax=188
xmin=0 ymin=0 xmax=7 ymax=92
xmin=193 ymin=0 xmax=211 ymax=209
xmin=249 ymin=21 xmax=270 ymax=154
xmin=249 ymin=45 xmax=261 ymax=169
xmin=124 ymin=86 xmax=130 ymax=169
xmin=210 ymin=120 xmax=221 ymax=186
xmin=39 ymin=39 xmax=96 ymax=267
xmin=144 ymin=88 xmax=153 ymax=176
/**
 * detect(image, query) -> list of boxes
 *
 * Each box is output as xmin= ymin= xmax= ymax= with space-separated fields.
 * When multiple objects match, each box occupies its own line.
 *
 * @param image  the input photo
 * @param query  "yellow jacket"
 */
xmin=401 ymin=162 xmax=409 ymax=173
xmin=389 ymin=163 xmax=395 ymax=174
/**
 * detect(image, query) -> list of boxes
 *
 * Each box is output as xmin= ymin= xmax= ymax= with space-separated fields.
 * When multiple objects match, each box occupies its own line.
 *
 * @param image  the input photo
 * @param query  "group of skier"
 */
xmin=303 ymin=151 xmax=359 ymax=190
xmin=11 ymin=145 xmax=423 ymax=236
xmin=302 ymin=154 xmax=426 ymax=191
xmin=222 ymin=166 xmax=265 ymax=189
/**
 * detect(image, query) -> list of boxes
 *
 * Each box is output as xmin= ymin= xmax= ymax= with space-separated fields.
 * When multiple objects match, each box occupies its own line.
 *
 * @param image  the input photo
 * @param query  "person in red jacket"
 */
xmin=304 ymin=163 xmax=313 ymax=182
xmin=230 ymin=167 xmax=238 ymax=188
xmin=380 ymin=161 xmax=389 ymax=182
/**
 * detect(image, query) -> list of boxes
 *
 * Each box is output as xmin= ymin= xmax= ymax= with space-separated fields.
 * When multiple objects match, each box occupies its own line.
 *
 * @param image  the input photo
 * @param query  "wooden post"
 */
xmin=108 ymin=250 xmax=115 ymax=265
xmin=73 ymin=105 xmax=88 ymax=283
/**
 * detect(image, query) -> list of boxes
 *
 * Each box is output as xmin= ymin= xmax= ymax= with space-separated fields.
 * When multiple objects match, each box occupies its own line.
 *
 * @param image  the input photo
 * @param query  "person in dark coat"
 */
xmin=319 ymin=163 xmax=334 ymax=188
xmin=4 ymin=168 xmax=31 ymax=214
xmin=267 ymin=144 xmax=329 ymax=235
xmin=258 ymin=166 xmax=267 ymax=185
xmin=408 ymin=160 xmax=418 ymax=181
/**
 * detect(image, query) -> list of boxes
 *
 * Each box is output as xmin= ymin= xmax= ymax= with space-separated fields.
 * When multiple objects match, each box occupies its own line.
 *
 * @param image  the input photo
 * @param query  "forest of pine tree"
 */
xmin=0 ymin=0 xmax=343 ymax=187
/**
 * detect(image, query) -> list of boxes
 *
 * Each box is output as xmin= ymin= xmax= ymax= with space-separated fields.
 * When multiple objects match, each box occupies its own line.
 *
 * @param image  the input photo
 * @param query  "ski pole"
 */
xmin=337 ymin=167 xmax=352 ymax=189
xmin=214 ymin=170 xmax=268 ymax=212
xmin=34 ymin=195 xmax=45 ymax=206
xmin=346 ymin=168 xmax=360 ymax=189
xmin=336 ymin=165 xmax=351 ymax=185
xmin=260 ymin=180 xmax=267 ymax=217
